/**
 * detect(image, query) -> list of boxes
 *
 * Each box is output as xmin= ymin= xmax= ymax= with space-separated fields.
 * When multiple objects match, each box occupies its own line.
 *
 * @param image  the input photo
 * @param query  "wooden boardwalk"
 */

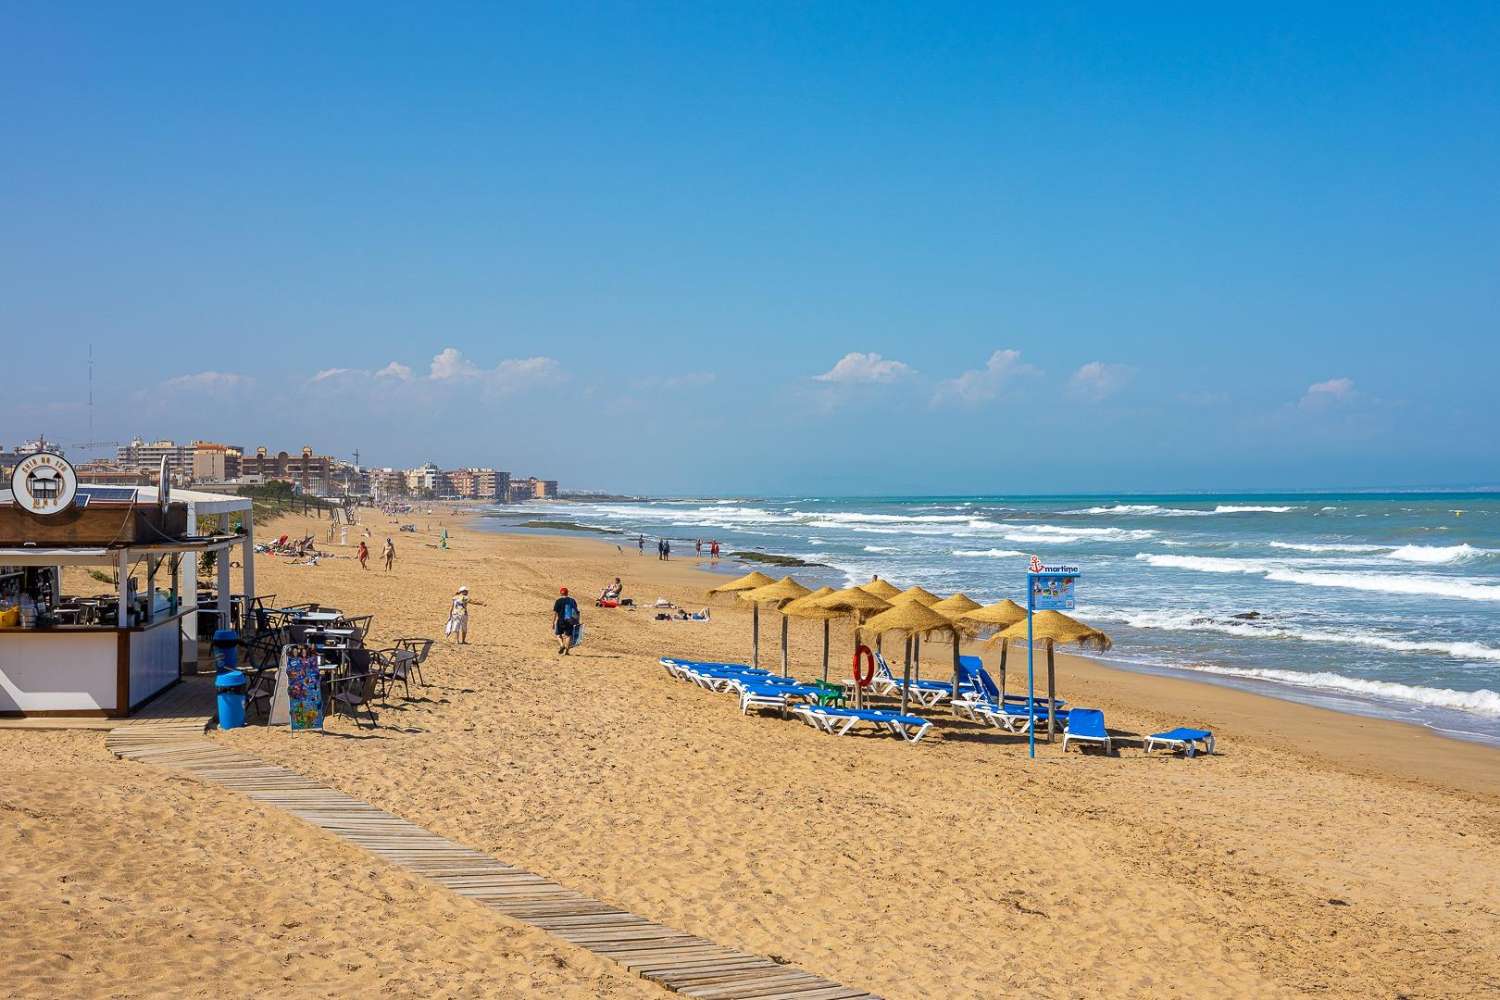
xmin=106 ymin=685 xmax=879 ymax=1000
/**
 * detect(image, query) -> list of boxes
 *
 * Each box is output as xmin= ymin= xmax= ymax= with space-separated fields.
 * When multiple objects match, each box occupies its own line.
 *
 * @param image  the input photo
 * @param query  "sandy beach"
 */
xmin=6 ymin=508 xmax=1500 ymax=998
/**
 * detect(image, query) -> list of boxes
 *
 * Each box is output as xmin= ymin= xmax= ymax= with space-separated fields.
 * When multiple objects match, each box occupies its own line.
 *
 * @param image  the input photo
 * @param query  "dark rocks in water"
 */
xmin=730 ymin=550 xmax=823 ymax=568
xmin=520 ymin=520 xmax=621 ymax=534
xmin=1230 ymin=611 xmax=1264 ymax=621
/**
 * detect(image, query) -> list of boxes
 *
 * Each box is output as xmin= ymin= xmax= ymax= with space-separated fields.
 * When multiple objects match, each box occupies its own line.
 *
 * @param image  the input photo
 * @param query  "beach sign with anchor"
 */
xmin=1025 ymin=556 xmax=1081 ymax=758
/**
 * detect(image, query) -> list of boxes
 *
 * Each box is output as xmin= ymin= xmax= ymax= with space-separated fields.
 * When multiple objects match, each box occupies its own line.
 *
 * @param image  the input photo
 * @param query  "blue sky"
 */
xmin=4 ymin=3 xmax=1497 ymax=494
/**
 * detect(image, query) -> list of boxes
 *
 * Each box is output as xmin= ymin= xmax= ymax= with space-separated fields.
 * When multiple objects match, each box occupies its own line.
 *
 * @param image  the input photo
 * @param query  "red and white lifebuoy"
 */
xmin=852 ymin=643 xmax=876 ymax=688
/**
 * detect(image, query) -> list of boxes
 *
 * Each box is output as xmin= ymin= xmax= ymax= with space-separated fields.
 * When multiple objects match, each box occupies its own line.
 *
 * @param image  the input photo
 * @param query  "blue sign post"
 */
xmin=1025 ymin=557 xmax=1080 ymax=759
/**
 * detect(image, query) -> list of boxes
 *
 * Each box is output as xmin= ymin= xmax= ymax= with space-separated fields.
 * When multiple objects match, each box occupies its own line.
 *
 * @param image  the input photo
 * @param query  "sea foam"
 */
xmin=1174 ymin=664 xmax=1500 ymax=717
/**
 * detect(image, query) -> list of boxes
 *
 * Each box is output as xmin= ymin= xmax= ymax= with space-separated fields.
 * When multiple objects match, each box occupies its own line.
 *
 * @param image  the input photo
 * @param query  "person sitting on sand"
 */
xmin=673 ymin=607 xmax=711 ymax=621
xmin=553 ymin=587 xmax=580 ymax=655
xmin=598 ymin=577 xmax=623 ymax=602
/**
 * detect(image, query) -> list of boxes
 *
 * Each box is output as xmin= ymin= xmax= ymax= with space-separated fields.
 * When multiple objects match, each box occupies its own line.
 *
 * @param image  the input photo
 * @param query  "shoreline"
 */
xmin=474 ymin=514 xmax=1500 ymax=779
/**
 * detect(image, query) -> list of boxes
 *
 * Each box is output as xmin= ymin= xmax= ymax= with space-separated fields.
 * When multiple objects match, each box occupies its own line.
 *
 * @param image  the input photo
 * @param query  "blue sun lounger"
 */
xmin=738 ymin=680 xmax=823 ymax=715
xmin=1144 ymin=727 xmax=1215 ymax=757
xmin=1061 ymin=708 xmax=1113 ymax=754
xmin=872 ymin=653 xmax=955 ymax=706
xmin=793 ymin=704 xmax=933 ymax=744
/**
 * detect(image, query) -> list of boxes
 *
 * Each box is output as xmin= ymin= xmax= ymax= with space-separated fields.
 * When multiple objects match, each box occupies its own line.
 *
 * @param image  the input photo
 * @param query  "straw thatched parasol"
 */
xmin=993 ymin=611 xmax=1112 ymax=650
xmin=958 ymin=599 xmax=1029 ymax=699
xmin=740 ymin=577 xmax=811 ymax=676
xmin=860 ymin=601 xmax=959 ymax=716
xmin=960 ymin=598 xmax=1027 ymax=628
xmin=781 ymin=586 xmax=839 ymax=680
xmin=816 ymin=587 xmax=892 ymax=615
xmin=929 ymin=592 xmax=982 ymax=619
xmin=993 ymin=611 xmax=1113 ymax=740
xmin=740 ymin=577 xmax=812 ymax=607
xmin=888 ymin=585 xmax=941 ymax=607
xmin=707 ymin=570 xmax=776 ymax=596
xmin=860 ymin=577 xmax=901 ymax=600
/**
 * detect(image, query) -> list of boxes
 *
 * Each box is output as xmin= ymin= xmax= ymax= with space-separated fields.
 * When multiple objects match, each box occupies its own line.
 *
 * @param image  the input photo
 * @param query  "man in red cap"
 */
xmin=552 ymin=586 xmax=580 ymax=655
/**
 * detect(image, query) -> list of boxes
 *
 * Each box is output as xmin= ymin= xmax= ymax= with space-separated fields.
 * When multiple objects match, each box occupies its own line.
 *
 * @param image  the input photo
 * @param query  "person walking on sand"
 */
xmin=663 ymin=538 xmax=671 ymax=561
xmin=710 ymin=539 xmax=720 ymax=562
xmin=695 ymin=538 xmax=702 ymax=555
xmin=382 ymin=536 xmax=395 ymax=572
xmin=357 ymin=540 xmax=369 ymax=569
xmin=552 ymin=587 xmax=580 ymax=655
xmin=638 ymin=534 xmax=645 ymax=555
xmin=445 ymin=586 xmax=482 ymax=643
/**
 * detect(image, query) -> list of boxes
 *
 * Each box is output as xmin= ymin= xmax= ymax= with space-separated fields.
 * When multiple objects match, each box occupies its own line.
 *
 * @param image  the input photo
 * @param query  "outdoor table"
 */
xmin=293 ymin=611 xmax=342 ymax=624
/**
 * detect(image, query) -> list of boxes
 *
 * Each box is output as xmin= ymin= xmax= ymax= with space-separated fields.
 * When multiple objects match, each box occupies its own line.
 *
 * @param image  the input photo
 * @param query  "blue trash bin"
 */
xmin=212 ymin=628 xmax=239 ymax=672
xmin=216 ymin=669 xmax=247 ymax=730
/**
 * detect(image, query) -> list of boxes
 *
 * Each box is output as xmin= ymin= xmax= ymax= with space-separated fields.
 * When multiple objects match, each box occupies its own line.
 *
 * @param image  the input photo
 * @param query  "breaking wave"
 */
xmin=1172 ymin=664 xmax=1500 ymax=717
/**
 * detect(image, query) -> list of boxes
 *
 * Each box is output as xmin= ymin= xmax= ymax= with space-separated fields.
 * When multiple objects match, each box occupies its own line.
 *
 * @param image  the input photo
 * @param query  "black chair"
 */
xmin=394 ymin=637 xmax=435 ymax=687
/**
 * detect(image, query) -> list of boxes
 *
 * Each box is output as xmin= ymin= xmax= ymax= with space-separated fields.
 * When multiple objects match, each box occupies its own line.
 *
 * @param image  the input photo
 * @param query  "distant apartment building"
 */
xmin=404 ymin=463 xmax=441 ymax=496
xmin=531 ymin=478 xmax=559 ymax=499
xmin=442 ymin=467 xmax=509 ymax=500
xmin=0 ymin=439 xmax=59 ymax=477
xmin=190 ymin=441 xmax=242 ymax=483
xmin=369 ymin=468 xmax=406 ymax=500
xmin=329 ymin=461 xmax=370 ymax=497
xmin=117 ymin=438 xmax=196 ymax=478
xmin=73 ymin=461 xmax=153 ymax=487
xmin=240 ymin=446 xmax=336 ymax=495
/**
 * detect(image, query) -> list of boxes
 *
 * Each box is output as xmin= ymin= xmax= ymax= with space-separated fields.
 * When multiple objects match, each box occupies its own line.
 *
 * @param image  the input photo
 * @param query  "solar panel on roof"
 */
xmin=75 ymin=486 xmax=139 ymax=503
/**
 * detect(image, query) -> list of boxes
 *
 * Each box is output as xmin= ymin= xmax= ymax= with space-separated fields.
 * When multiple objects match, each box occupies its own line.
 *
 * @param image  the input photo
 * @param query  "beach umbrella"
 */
xmin=928 ymin=592 xmax=983 ymax=695
xmin=707 ymin=570 xmax=775 ymax=596
xmin=958 ymin=599 xmax=1028 ymax=698
xmin=930 ymin=592 xmax=982 ymax=619
xmin=815 ymin=587 xmax=893 ymax=701
xmin=993 ymin=611 xmax=1112 ymax=741
xmin=741 ymin=577 xmax=811 ymax=675
xmin=782 ymin=586 xmax=839 ymax=681
xmin=860 ymin=577 xmax=902 ymax=600
xmin=885 ymin=587 xmax=942 ymax=677
xmin=888 ymin=585 xmax=942 ymax=607
xmin=859 ymin=601 xmax=959 ymax=717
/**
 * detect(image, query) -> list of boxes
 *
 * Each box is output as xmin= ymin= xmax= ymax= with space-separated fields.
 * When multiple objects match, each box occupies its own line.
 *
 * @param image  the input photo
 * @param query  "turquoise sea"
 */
xmin=483 ymin=492 xmax=1500 ymax=746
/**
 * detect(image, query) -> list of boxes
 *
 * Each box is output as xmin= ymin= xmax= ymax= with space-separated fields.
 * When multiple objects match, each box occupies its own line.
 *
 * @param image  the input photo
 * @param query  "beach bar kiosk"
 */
xmin=0 ymin=454 xmax=255 ymax=718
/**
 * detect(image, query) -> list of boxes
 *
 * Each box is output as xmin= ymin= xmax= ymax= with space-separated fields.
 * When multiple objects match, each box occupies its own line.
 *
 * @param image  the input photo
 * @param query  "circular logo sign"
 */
xmin=10 ymin=453 xmax=78 ymax=516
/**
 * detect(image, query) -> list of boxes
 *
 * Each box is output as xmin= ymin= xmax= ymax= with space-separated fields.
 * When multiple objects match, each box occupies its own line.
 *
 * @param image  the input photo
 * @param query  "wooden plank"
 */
xmin=105 ymin=720 xmax=879 ymax=1000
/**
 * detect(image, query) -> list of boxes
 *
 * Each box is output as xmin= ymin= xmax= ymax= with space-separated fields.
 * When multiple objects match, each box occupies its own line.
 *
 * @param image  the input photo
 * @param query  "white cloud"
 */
xmin=429 ymin=347 xmax=480 ymax=380
xmin=492 ymin=356 xmax=560 ymax=388
xmin=374 ymin=361 xmax=412 ymax=381
xmin=1068 ymin=361 xmax=1134 ymax=401
xmin=423 ymin=348 xmax=560 ymax=390
xmin=1300 ymin=377 xmax=1355 ymax=409
xmin=813 ymin=352 xmax=914 ymax=384
xmin=311 ymin=367 xmax=359 ymax=382
xmin=934 ymin=349 xmax=1039 ymax=405
xmin=162 ymin=371 xmax=252 ymax=391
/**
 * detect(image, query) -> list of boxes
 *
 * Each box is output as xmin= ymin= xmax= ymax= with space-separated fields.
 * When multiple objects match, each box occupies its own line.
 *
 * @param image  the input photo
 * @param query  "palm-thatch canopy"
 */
xmin=781 ymin=586 xmax=841 ymax=620
xmin=888 ymin=585 xmax=942 ymax=607
xmin=929 ymin=592 xmax=982 ymax=619
xmin=860 ymin=601 xmax=957 ymax=637
xmin=816 ymin=587 xmax=893 ymax=615
xmin=959 ymin=598 xmax=1028 ymax=629
xmin=993 ymin=610 xmax=1112 ymax=650
xmin=706 ymin=570 xmax=776 ymax=595
xmin=860 ymin=578 xmax=902 ymax=600
xmin=739 ymin=576 xmax=812 ymax=607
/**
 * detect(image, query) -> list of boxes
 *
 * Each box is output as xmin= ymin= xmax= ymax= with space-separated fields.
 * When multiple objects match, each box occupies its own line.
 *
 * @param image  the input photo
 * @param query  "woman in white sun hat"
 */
xmin=445 ymin=585 xmax=483 ymax=644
